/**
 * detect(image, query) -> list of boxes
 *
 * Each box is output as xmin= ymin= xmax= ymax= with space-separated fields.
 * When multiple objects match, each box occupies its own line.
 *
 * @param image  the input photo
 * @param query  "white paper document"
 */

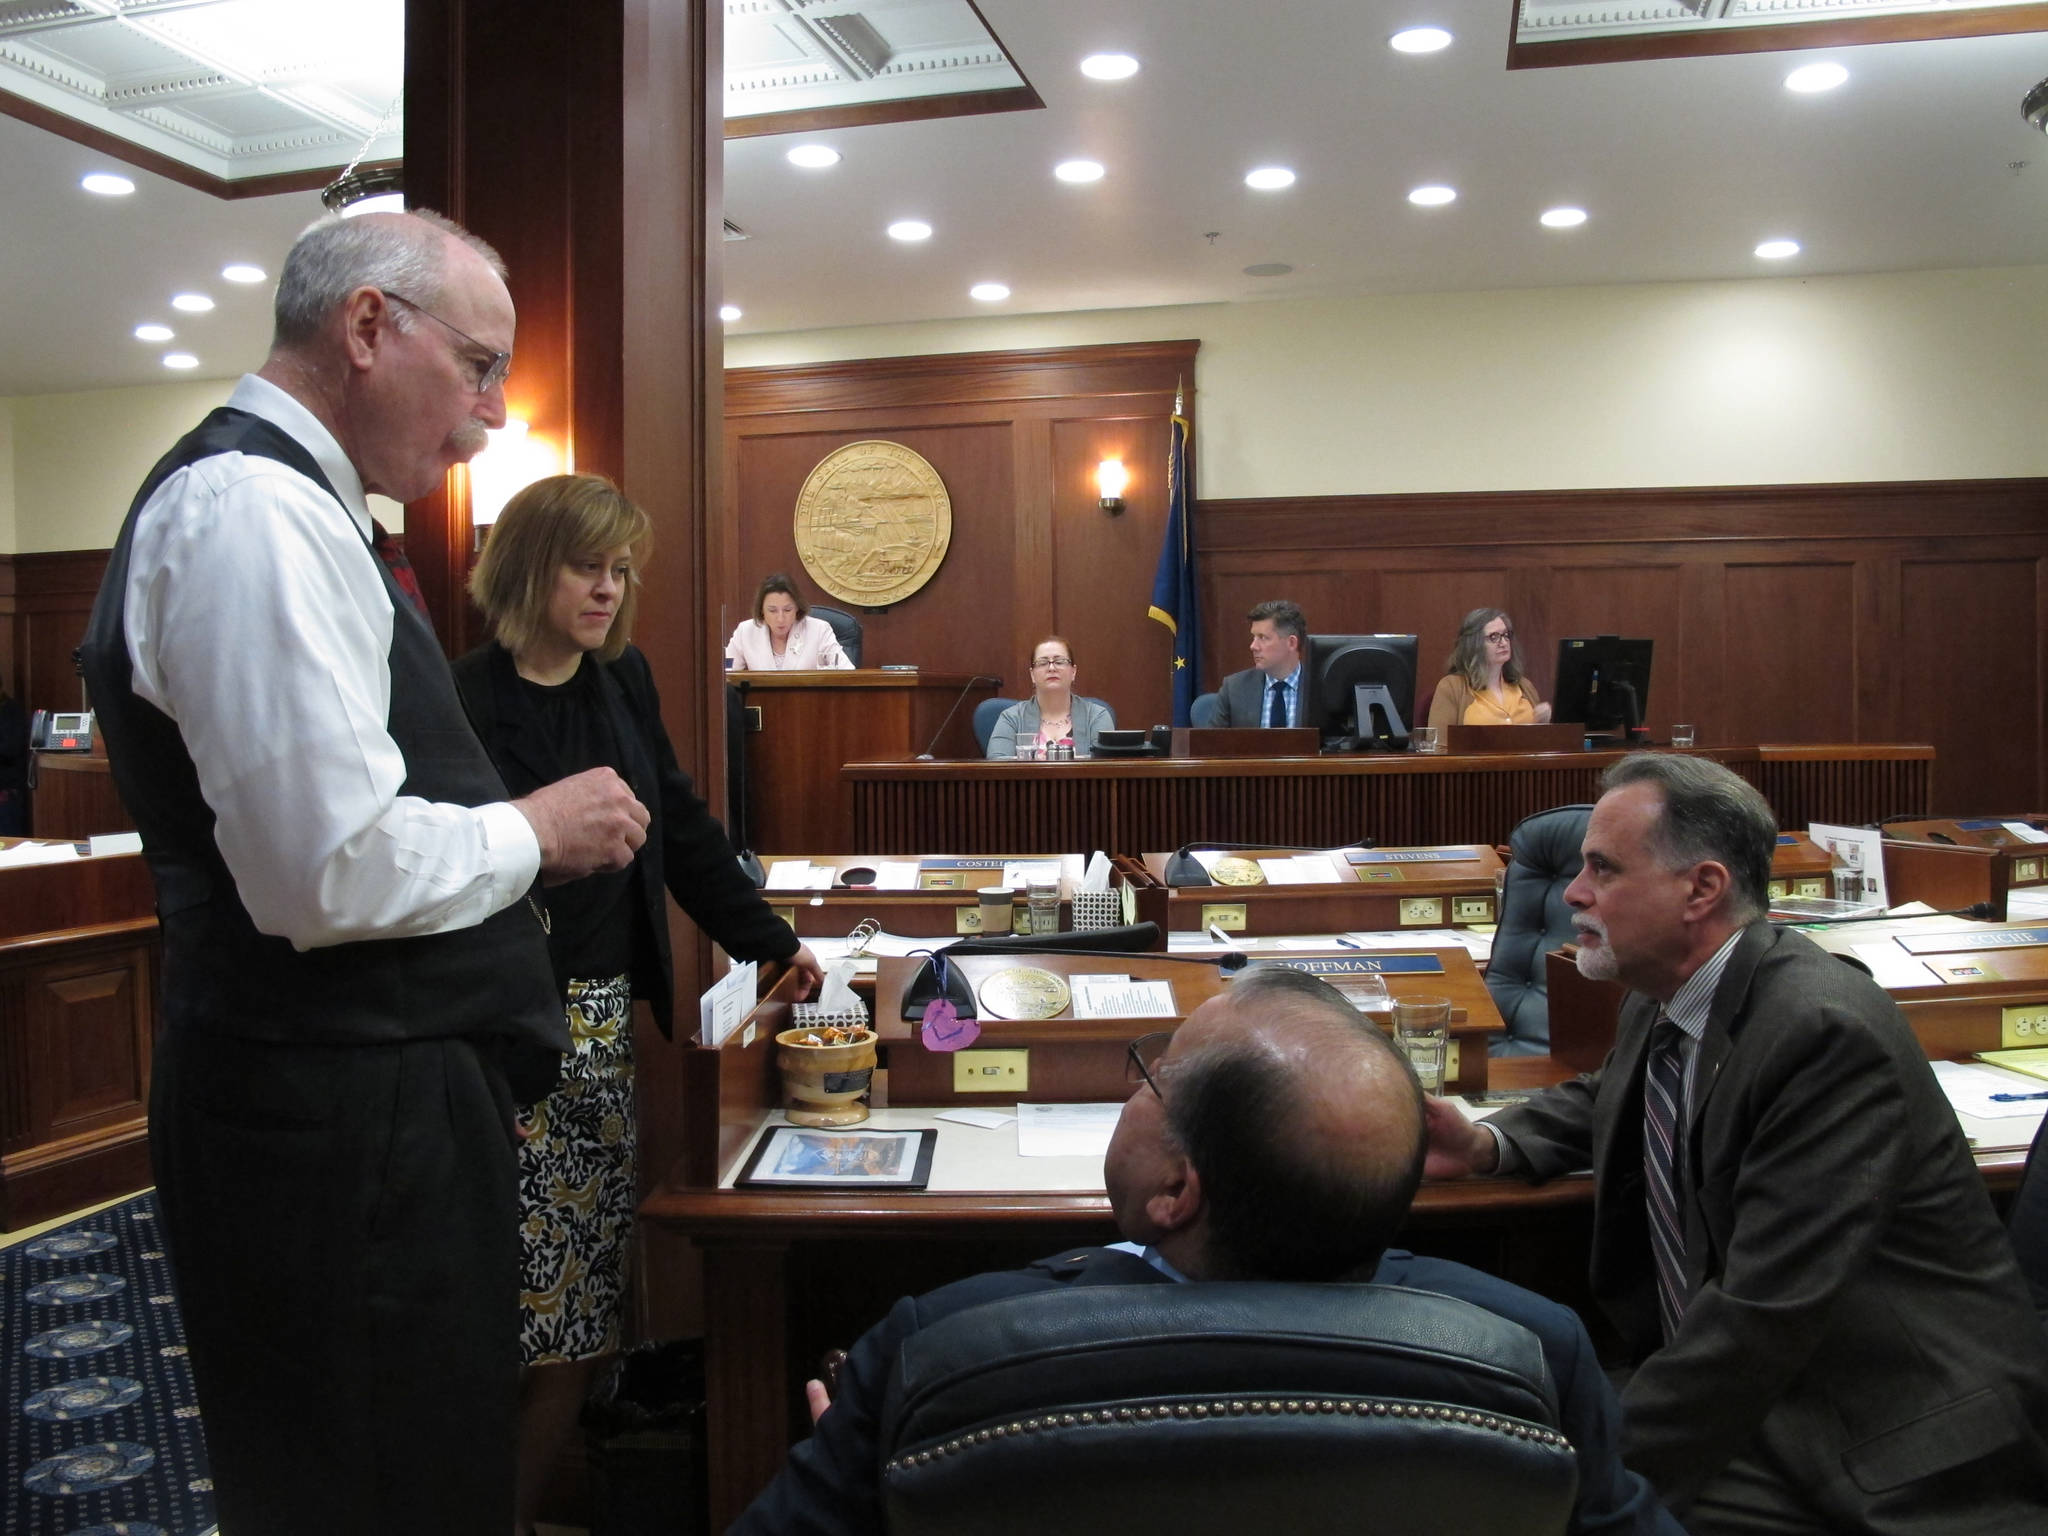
xmin=1069 ymin=975 xmax=1178 ymax=1019
xmin=0 ymin=840 xmax=81 ymax=867
xmin=872 ymin=861 xmax=922 ymax=890
xmin=1929 ymin=1059 xmax=2048 ymax=1119
xmin=1257 ymin=854 xmax=1343 ymax=885
xmin=699 ymin=960 xmax=758 ymax=1047
xmin=87 ymin=832 xmax=144 ymax=857
xmin=2002 ymin=821 xmax=2048 ymax=845
xmin=1002 ymin=859 xmax=1062 ymax=889
xmin=935 ymin=1107 xmax=1013 ymax=1129
xmin=1016 ymin=1101 xmax=1123 ymax=1158
xmin=1849 ymin=941 xmax=1942 ymax=990
xmin=1808 ymin=823 xmax=1890 ymax=908
xmin=764 ymin=861 xmax=821 ymax=890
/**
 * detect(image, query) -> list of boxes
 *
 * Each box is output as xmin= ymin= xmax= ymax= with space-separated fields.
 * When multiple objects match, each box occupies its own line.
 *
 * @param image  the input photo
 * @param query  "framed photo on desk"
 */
xmin=736 ymin=1125 xmax=938 ymax=1190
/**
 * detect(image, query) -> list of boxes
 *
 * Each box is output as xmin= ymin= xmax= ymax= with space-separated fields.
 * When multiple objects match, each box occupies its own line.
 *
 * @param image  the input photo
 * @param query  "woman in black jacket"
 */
xmin=458 ymin=473 xmax=821 ymax=1533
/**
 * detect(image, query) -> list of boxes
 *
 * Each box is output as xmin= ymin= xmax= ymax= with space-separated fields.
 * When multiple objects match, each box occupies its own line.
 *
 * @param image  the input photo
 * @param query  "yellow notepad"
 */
xmin=1975 ymin=1047 xmax=2048 ymax=1083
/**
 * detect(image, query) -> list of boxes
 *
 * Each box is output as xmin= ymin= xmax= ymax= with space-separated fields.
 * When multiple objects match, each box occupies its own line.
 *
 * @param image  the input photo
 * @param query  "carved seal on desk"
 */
xmin=975 ymin=966 xmax=1071 ymax=1020
xmin=793 ymin=440 xmax=952 ymax=609
xmin=1210 ymin=857 xmax=1266 ymax=886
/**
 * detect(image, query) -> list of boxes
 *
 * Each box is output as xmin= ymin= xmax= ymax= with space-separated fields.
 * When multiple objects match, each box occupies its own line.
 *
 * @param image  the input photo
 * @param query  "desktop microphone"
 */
xmin=915 ymin=676 xmax=1002 ymax=761
xmin=1162 ymin=837 xmax=1377 ymax=888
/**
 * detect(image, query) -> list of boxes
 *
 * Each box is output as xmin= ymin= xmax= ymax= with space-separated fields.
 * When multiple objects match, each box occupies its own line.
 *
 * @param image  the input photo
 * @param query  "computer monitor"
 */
xmin=1307 ymin=634 xmax=1419 ymax=750
xmin=1551 ymin=636 xmax=1654 ymax=735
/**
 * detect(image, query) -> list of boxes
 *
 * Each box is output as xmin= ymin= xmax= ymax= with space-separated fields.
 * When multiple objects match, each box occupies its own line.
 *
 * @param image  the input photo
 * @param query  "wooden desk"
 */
xmin=1124 ymin=844 xmax=1506 ymax=935
xmin=1882 ymin=818 xmax=2048 ymax=918
xmin=757 ymin=853 xmax=1090 ymax=939
xmin=0 ymin=846 xmax=159 ymax=1229
xmin=732 ymin=671 xmax=996 ymax=852
xmin=845 ymin=744 xmax=1933 ymax=855
xmin=31 ymin=748 xmax=134 ymax=841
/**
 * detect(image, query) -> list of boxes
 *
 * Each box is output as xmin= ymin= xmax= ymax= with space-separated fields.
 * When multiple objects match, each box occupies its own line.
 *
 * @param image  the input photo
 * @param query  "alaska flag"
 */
xmin=1147 ymin=411 xmax=1202 ymax=725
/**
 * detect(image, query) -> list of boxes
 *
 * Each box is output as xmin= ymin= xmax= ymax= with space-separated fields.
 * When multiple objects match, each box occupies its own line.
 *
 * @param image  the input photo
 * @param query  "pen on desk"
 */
xmin=1989 ymin=1090 xmax=2048 ymax=1102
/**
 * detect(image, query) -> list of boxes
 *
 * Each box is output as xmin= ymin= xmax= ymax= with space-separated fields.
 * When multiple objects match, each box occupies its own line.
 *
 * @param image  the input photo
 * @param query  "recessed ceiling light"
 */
xmin=1055 ymin=160 xmax=1106 ymax=183
xmin=1080 ymin=53 xmax=1139 ymax=80
xmin=162 ymin=353 xmax=199 ymax=370
xmin=81 ymin=172 xmax=134 ymax=197
xmin=786 ymin=144 xmax=841 ymax=169
xmin=887 ymin=220 xmax=933 ymax=242
xmin=969 ymin=282 xmax=1011 ymax=302
xmin=1244 ymin=166 xmax=1296 ymax=191
xmin=719 ymin=304 xmax=742 ymax=323
xmin=134 ymin=323 xmax=174 ymax=343
xmin=1539 ymin=206 xmax=1588 ymax=228
xmin=1785 ymin=62 xmax=1848 ymax=94
xmin=1389 ymin=26 xmax=1453 ymax=54
xmin=221 ymin=263 xmax=267 ymax=284
xmin=171 ymin=293 xmax=215 ymax=312
xmin=1408 ymin=184 xmax=1457 ymax=207
xmin=1755 ymin=238 xmax=1801 ymax=259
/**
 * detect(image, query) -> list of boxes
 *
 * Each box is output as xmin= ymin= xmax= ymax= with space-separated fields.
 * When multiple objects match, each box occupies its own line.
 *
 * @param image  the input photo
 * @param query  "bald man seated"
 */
xmin=731 ymin=966 xmax=1681 ymax=1536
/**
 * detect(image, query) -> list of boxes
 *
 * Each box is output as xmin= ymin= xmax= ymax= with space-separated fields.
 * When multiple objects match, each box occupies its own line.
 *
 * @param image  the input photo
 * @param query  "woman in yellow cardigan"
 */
xmin=1427 ymin=608 xmax=1553 ymax=729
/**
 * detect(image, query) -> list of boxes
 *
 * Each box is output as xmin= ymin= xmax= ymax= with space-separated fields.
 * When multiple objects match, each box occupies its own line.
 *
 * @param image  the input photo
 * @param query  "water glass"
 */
xmin=1393 ymin=994 xmax=1452 ymax=1094
xmin=1411 ymin=726 xmax=1444 ymax=755
xmin=1027 ymin=880 xmax=1061 ymax=935
xmin=1670 ymin=724 xmax=1696 ymax=748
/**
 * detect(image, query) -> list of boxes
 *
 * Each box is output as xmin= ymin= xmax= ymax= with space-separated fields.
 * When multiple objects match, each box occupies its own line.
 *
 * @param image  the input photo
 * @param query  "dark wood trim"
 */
xmin=725 ymin=340 xmax=1202 ymax=415
xmin=0 ymin=88 xmax=378 ymax=200
xmin=725 ymin=83 xmax=1041 ymax=139
xmin=1508 ymin=5 xmax=2048 ymax=70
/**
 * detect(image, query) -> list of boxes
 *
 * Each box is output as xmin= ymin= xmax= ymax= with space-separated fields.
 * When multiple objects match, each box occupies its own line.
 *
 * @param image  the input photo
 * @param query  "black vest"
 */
xmin=78 ymin=407 xmax=564 ymax=1059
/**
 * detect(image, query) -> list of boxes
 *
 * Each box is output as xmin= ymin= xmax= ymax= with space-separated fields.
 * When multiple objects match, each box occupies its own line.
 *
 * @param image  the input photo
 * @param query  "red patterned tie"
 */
xmin=371 ymin=520 xmax=431 ymax=621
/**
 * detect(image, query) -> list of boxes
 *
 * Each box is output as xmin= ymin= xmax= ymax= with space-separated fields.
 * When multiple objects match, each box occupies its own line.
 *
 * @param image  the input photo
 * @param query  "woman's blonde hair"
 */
xmin=468 ymin=473 xmax=651 ymax=664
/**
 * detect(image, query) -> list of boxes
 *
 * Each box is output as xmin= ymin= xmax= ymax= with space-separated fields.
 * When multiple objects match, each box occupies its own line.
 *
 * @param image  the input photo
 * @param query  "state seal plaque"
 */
xmin=793 ymin=440 xmax=952 ymax=608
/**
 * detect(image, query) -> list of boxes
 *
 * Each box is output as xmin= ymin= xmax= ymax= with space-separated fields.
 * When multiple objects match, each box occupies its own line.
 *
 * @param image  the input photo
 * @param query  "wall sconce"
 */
xmin=1096 ymin=458 xmax=1128 ymax=514
xmin=468 ymin=419 xmax=562 ymax=543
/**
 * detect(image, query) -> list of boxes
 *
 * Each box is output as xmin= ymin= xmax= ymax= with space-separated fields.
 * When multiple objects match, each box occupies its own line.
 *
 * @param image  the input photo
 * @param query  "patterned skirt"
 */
xmin=518 ymin=973 xmax=636 ymax=1365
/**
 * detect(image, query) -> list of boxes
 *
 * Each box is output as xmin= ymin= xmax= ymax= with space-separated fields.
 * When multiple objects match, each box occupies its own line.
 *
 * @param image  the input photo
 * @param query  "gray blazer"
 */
xmin=986 ymin=695 xmax=1116 ymax=759
xmin=1211 ymin=665 xmax=1315 ymax=729
xmin=1488 ymin=921 xmax=2048 ymax=1524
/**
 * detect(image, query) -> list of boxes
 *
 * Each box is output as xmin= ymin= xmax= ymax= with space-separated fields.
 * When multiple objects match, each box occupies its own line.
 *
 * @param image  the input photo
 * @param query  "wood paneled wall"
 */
xmin=722 ymin=342 xmax=1199 ymax=730
xmin=0 ymin=551 xmax=105 ymax=717
xmin=1199 ymin=480 xmax=2048 ymax=814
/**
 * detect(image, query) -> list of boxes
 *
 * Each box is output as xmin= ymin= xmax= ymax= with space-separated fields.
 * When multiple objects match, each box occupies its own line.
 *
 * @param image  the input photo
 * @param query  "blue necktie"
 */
xmin=1643 ymin=1016 xmax=1689 ymax=1339
xmin=1267 ymin=678 xmax=1287 ymax=729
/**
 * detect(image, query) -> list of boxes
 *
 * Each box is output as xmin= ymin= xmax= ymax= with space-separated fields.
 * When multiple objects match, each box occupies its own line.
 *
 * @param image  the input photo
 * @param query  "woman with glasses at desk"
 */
xmin=987 ymin=635 xmax=1116 ymax=759
xmin=1427 ymin=608 xmax=1554 ymax=730
xmin=456 ymin=474 xmax=822 ymax=1536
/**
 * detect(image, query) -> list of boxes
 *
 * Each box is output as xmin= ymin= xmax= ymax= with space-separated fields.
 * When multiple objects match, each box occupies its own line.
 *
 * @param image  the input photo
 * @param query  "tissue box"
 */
xmin=792 ymin=999 xmax=871 ymax=1033
xmin=1071 ymin=889 xmax=1124 ymax=932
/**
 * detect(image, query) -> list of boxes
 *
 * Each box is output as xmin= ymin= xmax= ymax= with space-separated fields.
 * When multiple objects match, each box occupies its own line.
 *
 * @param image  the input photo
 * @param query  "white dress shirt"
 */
xmin=121 ymin=374 xmax=540 ymax=951
xmin=725 ymin=614 xmax=851 ymax=670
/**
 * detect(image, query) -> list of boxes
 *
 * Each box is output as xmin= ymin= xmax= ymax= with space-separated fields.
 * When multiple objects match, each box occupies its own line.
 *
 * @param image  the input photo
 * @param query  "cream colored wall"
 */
xmin=2 ymin=375 xmax=406 ymax=555
xmin=726 ymin=264 xmax=2048 ymax=499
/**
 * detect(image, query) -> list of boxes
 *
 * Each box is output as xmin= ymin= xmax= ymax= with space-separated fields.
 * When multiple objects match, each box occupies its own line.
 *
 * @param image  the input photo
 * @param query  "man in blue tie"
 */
xmin=1210 ymin=598 xmax=1311 ymax=728
xmin=1424 ymin=753 xmax=2048 ymax=1534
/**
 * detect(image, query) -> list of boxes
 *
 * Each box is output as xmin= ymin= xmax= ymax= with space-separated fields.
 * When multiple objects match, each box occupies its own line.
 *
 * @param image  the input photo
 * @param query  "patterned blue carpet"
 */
xmin=2 ymin=1191 xmax=216 ymax=1535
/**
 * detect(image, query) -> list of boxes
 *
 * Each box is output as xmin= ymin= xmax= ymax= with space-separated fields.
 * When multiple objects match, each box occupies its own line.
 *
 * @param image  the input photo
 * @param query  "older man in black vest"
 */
xmin=80 ymin=210 xmax=647 ymax=1536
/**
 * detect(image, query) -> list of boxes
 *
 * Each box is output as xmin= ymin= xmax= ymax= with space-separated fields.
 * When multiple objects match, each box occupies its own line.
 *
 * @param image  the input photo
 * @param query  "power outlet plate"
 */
xmin=954 ymin=906 xmax=983 ymax=934
xmin=2016 ymin=858 xmax=2042 ymax=884
xmin=1794 ymin=878 xmax=1828 ymax=897
xmin=1451 ymin=896 xmax=1494 ymax=924
xmin=1399 ymin=896 xmax=1444 ymax=926
xmin=953 ymin=1048 xmax=1029 ymax=1093
xmin=2002 ymin=1005 xmax=2048 ymax=1046
xmin=1200 ymin=903 xmax=1247 ymax=931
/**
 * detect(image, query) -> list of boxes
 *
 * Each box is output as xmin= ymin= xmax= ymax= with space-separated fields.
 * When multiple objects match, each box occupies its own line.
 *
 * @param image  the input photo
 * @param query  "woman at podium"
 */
xmin=1427 ymin=608 xmax=1554 ymax=729
xmin=986 ymin=636 xmax=1116 ymax=758
xmin=724 ymin=573 xmax=852 ymax=670
xmin=456 ymin=476 xmax=822 ymax=1532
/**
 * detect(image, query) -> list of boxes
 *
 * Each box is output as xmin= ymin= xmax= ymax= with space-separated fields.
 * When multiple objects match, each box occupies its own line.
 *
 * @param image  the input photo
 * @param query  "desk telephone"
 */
xmin=30 ymin=709 xmax=94 ymax=752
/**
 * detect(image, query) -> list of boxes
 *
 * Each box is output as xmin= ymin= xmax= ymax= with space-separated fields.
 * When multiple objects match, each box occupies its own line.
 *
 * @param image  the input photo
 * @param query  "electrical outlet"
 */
xmin=2003 ymin=1005 xmax=2048 ymax=1046
xmin=1399 ymin=897 xmax=1443 ymax=926
xmin=1794 ymin=878 xmax=1827 ymax=898
xmin=1200 ymin=903 xmax=1247 ymax=931
xmin=1767 ymin=881 xmax=1787 ymax=899
xmin=1451 ymin=896 xmax=1494 ymax=924
xmin=953 ymin=1048 xmax=1029 ymax=1093
xmin=954 ymin=906 xmax=983 ymax=933
xmin=771 ymin=904 xmax=797 ymax=930
xmin=2016 ymin=858 xmax=2042 ymax=884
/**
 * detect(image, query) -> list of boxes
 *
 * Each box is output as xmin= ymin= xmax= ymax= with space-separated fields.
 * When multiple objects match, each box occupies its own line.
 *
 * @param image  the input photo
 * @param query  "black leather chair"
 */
xmin=2010 ymin=1114 xmax=2048 ymax=1329
xmin=973 ymin=696 xmax=1019 ymax=754
xmin=1485 ymin=804 xmax=1594 ymax=1056
xmin=879 ymin=1282 xmax=1576 ymax=1536
xmin=811 ymin=604 xmax=863 ymax=667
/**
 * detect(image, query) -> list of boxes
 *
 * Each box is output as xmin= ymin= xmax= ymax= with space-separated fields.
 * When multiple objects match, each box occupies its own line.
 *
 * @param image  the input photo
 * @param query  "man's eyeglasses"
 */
xmin=380 ymin=290 xmax=512 ymax=393
xmin=1125 ymin=1032 xmax=1171 ymax=1098
xmin=1484 ymin=629 xmax=1514 ymax=645
xmin=1030 ymin=656 xmax=1074 ymax=670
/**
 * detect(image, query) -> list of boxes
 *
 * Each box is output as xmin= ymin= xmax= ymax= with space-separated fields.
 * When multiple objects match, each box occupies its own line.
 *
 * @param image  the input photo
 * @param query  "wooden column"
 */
xmin=402 ymin=0 xmax=721 ymax=1346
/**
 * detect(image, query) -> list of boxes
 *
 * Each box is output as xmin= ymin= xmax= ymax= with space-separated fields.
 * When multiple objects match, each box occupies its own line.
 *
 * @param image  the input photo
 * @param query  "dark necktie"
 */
xmin=1267 ymin=677 xmax=1288 ymax=728
xmin=1643 ymin=1015 xmax=1689 ymax=1340
xmin=371 ymin=519 xmax=431 ymax=621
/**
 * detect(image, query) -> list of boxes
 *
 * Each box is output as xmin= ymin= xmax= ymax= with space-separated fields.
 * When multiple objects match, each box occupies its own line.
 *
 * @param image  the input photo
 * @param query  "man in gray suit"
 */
xmin=1426 ymin=753 xmax=2048 ymax=1533
xmin=1210 ymin=597 xmax=1314 ymax=727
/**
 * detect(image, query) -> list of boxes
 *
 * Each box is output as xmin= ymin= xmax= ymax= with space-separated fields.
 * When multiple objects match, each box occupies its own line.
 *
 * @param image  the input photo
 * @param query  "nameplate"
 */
xmin=1264 ymin=954 xmax=1445 ymax=975
xmin=920 ymin=858 xmax=1009 ymax=871
xmin=1897 ymin=928 xmax=2048 ymax=955
xmin=1955 ymin=819 xmax=2008 ymax=831
xmin=1346 ymin=849 xmax=1482 ymax=865
xmin=1776 ymin=835 xmax=1799 ymax=845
